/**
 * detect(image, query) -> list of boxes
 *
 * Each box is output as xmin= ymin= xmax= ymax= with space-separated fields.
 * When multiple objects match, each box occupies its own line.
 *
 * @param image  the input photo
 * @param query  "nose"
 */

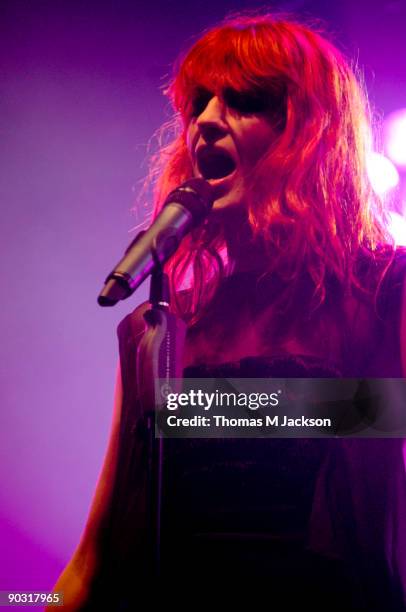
xmin=196 ymin=95 xmax=228 ymax=143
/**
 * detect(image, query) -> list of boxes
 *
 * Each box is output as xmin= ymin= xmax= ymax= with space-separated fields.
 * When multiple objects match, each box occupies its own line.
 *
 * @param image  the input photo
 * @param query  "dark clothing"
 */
xmin=88 ymin=251 xmax=406 ymax=610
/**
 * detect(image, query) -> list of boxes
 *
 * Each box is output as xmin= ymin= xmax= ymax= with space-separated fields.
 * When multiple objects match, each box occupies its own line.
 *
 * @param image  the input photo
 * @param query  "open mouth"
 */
xmin=197 ymin=147 xmax=237 ymax=180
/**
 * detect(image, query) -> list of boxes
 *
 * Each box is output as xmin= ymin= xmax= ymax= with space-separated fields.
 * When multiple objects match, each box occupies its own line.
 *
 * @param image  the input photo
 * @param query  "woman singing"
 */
xmin=52 ymin=12 xmax=406 ymax=610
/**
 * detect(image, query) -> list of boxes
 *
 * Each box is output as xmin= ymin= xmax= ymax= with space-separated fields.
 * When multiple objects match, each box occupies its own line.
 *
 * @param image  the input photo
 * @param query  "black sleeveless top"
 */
xmin=160 ymin=362 xmax=331 ymax=602
xmin=162 ymin=356 xmax=337 ymax=563
xmin=88 ymin=251 xmax=406 ymax=610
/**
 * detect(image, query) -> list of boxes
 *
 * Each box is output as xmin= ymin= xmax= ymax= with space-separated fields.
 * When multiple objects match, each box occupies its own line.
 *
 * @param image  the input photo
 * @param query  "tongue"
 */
xmin=199 ymin=150 xmax=236 ymax=180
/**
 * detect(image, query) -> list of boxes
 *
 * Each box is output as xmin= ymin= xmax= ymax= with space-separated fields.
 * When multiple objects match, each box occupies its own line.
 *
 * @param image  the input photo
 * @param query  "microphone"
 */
xmin=97 ymin=178 xmax=214 ymax=306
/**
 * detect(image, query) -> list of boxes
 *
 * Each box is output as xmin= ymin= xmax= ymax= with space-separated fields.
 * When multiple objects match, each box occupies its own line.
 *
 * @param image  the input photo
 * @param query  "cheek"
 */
xmin=240 ymin=119 xmax=274 ymax=166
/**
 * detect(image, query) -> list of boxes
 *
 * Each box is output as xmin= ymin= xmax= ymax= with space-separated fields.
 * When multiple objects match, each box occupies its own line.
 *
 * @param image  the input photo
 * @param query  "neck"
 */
xmin=216 ymin=207 xmax=268 ymax=275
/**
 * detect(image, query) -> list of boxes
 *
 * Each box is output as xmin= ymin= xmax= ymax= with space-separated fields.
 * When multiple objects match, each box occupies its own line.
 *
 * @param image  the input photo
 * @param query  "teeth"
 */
xmin=197 ymin=148 xmax=236 ymax=180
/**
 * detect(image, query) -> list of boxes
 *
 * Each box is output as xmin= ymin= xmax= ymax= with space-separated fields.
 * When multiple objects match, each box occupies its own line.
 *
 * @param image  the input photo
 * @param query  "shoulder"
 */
xmin=117 ymin=300 xmax=150 ymax=345
xmin=377 ymin=246 xmax=406 ymax=376
xmin=395 ymin=248 xmax=406 ymax=376
xmin=117 ymin=288 xmax=192 ymax=344
xmin=376 ymin=245 xmax=406 ymax=329
xmin=368 ymin=246 xmax=406 ymax=318
xmin=383 ymin=246 xmax=406 ymax=286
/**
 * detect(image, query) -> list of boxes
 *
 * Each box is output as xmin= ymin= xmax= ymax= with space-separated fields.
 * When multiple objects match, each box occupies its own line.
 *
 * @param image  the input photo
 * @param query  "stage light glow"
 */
xmin=384 ymin=109 xmax=406 ymax=168
xmin=388 ymin=211 xmax=406 ymax=246
xmin=367 ymin=152 xmax=399 ymax=196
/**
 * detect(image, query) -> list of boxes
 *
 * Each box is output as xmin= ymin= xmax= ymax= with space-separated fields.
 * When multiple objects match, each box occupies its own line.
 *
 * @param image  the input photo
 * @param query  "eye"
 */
xmin=190 ymin=88 xmax=213 ymax=117
xmin=223 ymin=87 xmax=270 ymax=114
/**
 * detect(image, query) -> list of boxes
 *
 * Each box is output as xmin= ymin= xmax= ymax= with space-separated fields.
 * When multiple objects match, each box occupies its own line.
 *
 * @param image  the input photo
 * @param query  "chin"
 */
xmin=211 ymin=192 xmax=245 ymax=211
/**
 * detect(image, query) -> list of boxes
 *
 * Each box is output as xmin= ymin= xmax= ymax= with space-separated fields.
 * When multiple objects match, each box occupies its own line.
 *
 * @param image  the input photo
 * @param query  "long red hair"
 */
xmin=147 ymin=12 xmax=392 ymax=322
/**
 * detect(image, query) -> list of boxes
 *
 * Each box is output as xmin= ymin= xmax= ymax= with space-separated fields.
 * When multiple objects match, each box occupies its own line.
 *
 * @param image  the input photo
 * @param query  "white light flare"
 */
xmin=367 ymin=151 xmax=399 ymax=196
xmin=384 ymin=109 xmax=406 ymax=168
xmin=388 ymin=211 xmax=406 ymax=246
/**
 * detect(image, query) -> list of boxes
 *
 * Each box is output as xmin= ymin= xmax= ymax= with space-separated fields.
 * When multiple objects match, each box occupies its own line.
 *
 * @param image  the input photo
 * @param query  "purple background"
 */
xmin=0 ymin=0 xmax=405 ymax=605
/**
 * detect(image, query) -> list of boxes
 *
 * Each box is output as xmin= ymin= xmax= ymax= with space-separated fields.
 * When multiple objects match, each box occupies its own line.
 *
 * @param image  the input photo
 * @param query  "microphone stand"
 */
xmin=136 ymin=265 xmax=186 ymax=580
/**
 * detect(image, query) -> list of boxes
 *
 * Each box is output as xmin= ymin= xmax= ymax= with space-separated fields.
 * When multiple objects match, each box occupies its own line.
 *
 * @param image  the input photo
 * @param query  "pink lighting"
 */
xmin=384 ymin=109 xmax=406 ymax=168
xmin=388 ymin=211 xmax=406 ymax=246
xmin=366 ymin=152 xmax=399 ymax=196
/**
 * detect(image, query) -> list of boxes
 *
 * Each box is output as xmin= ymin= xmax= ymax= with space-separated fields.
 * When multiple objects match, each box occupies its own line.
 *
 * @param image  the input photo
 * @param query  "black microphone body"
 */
xmin=98 ymin=178 xmax=214 ymax=306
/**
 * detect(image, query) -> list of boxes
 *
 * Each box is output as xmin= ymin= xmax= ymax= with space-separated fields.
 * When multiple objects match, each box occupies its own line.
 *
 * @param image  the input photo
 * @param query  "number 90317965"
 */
xmin=0 ymin=592 xmax=63 ymax=606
